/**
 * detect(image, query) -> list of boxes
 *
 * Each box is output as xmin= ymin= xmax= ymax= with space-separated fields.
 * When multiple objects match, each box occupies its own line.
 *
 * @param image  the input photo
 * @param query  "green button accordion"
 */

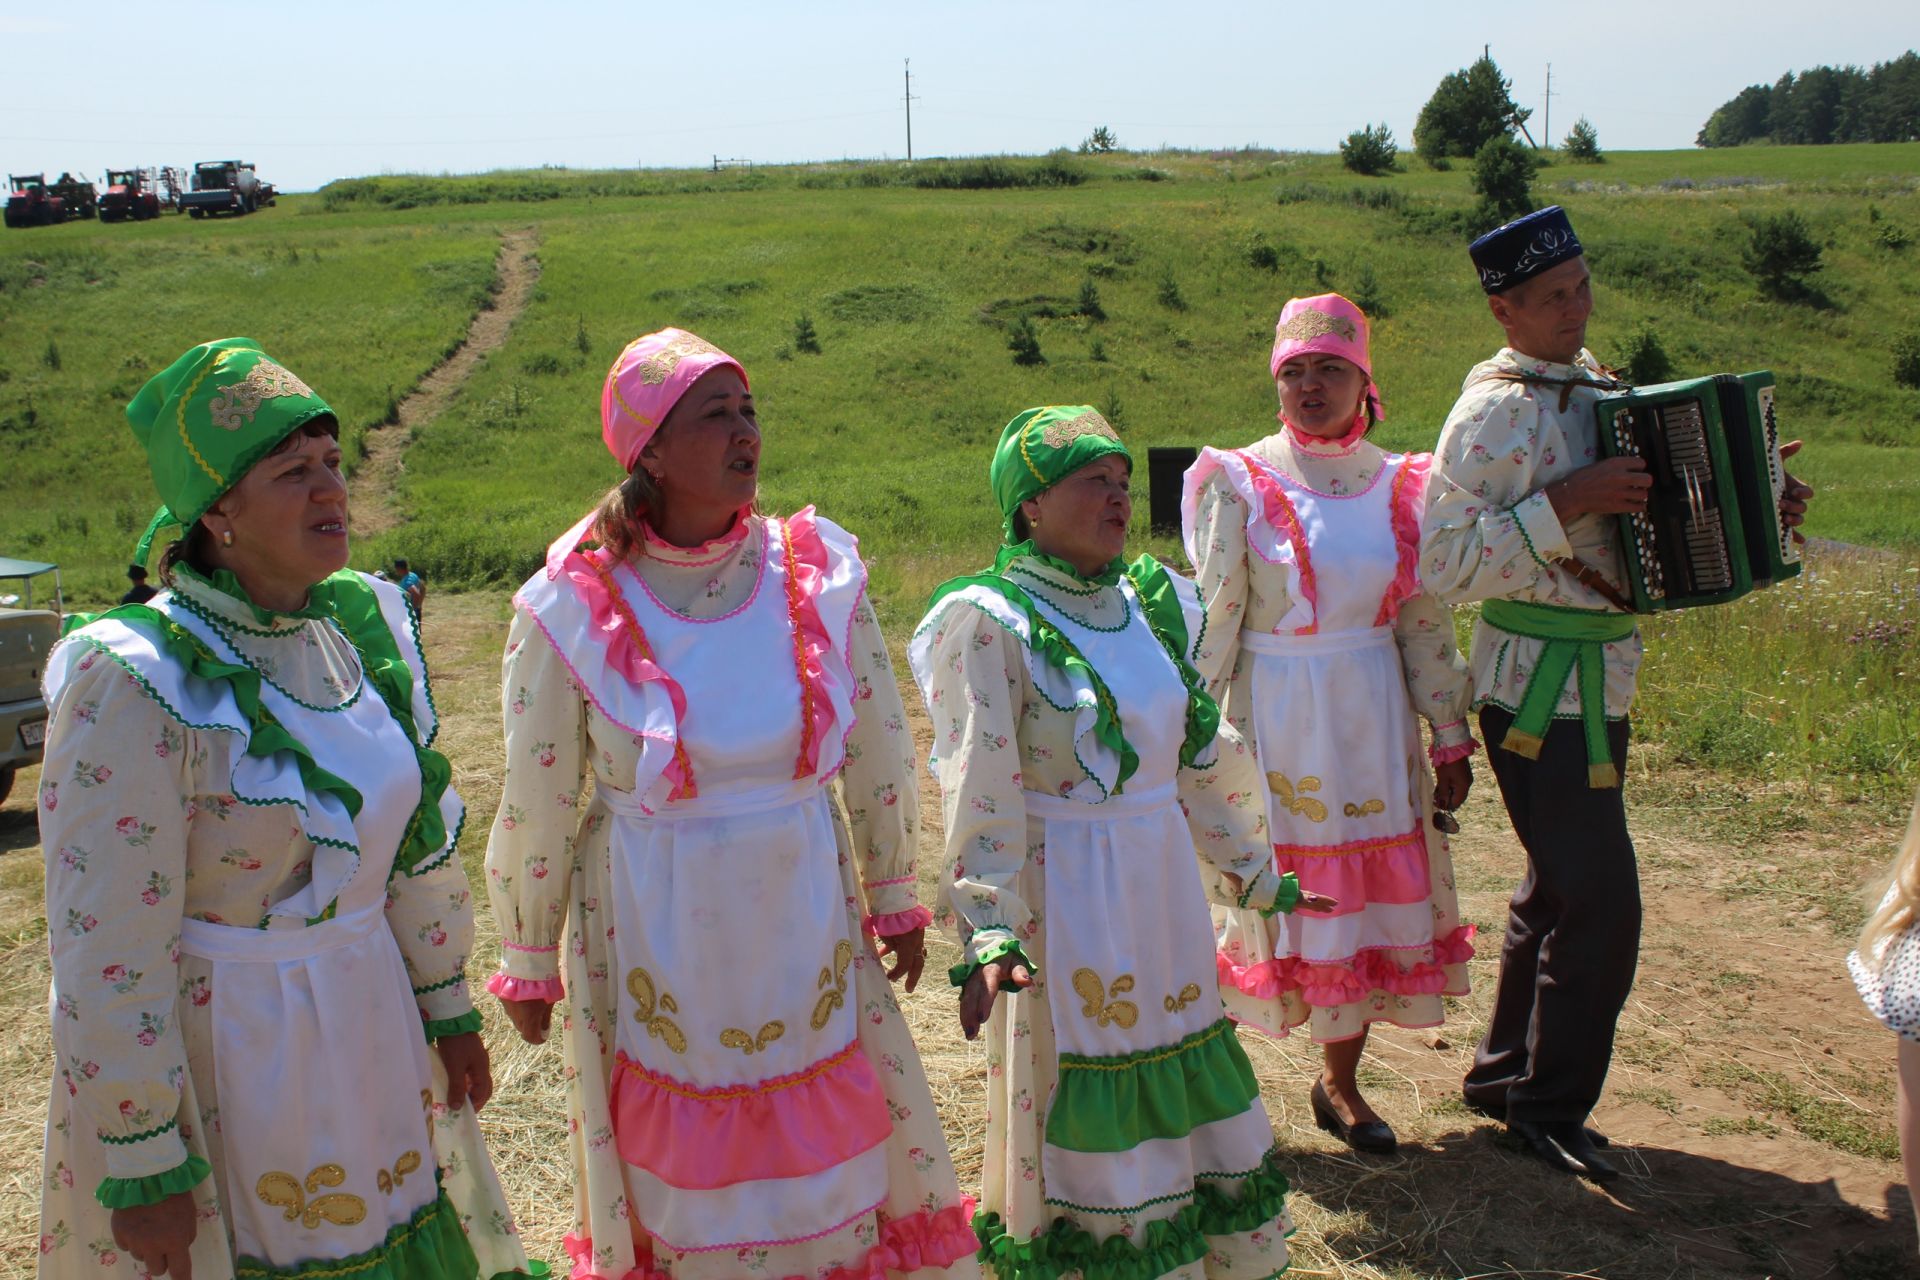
xmin=1594 ymin=371 xmax=1800 ymax=613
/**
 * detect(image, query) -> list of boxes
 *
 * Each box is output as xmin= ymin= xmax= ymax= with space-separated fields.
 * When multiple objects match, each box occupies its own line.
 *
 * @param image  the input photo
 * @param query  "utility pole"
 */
xmin=903 ymin=59 xmax=918 ymax=162
xmin=1544 ymin=63 xmax=1556 ymax=148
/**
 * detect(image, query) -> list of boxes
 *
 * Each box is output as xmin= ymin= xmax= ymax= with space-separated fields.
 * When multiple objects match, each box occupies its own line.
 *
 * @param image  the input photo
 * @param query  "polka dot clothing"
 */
xmin=1849 ymin=913 xmax=1920 ymax=1043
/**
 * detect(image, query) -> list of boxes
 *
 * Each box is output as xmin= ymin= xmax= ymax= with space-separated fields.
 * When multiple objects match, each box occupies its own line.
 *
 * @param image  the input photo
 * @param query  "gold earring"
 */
xmin=220 ymin=530 xmax=234 ymax=547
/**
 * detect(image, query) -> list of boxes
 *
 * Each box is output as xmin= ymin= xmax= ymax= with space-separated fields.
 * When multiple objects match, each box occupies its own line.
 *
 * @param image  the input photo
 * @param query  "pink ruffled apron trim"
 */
xmin=1372 ymin=453 xmax=1432 ymax=627
xmin=781 ymin=507 xmax=843 ymax=782
xmin=863 ymin=904 xmax=934 ymax=937
xmin=1272 ymin=825 xmax=1432 ymax=909
xmin=1236 ymin=450 xmax=1318 ymax=635
xmin=486 ymin=972 xmax=564 ymax=1002
xmin=563 ymin=1200 xmax=978 ymax=1280
xmin=1217 ymin=923 xmax=1477 ymax=1006
xmin=609 ymin=1040 xmax=890 ymax=1190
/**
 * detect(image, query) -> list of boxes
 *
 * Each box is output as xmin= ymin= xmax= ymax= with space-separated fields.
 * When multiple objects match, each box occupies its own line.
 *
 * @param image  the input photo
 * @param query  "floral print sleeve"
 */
xmin=923 ymin=605 xmax=1034 ymax=973
xmin=385 ymin=844 xmax=478 ymax=1035
xmin=40 ymin=654 xmax=198 ymax=1187
xmin=1391 ymin=591 xmax=1476 ymax=759
xmin=1187 ymin=477 xmax=1260 ymax=698
xmin=483 ymin=607 xmax=585 ymax=997
xmin=1176 ymin=719 xmax=1291 ymax=910
xmin=1422 ymin=385 xmax=1572 ymax=606
xmin=836 ymin=597 xmax=926 ymax=932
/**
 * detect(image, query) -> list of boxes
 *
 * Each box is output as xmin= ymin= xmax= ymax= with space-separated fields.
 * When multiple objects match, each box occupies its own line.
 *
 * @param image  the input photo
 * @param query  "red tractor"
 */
xmin=4 ymin=174 xmax=67 ymax=228
xmin=99 ymin=168 xmax=162 ymax=222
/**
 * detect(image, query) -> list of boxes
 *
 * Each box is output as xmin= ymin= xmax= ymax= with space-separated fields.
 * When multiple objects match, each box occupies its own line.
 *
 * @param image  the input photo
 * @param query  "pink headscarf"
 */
xmin=600 ymin=327 xmax=748 ymax=471
xmin=1268 ymin=293 xmax=1385 ymax=435
xmin=545 ymin=327 xmax=749 ymax=576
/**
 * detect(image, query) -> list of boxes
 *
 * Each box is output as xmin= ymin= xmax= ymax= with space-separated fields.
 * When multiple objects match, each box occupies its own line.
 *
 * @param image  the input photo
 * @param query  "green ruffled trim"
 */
xmin=95 ymin=1153 xmax=211 ymax=1209
xmin=412 ymin=969 xmax=467 ymax=996
xmin=975 ymin=1150 xmax=1292 ymax=1280
xmin=235 ymin=1183 xmax=477 ymax=1280
xmin=100 ymin=1117 xmax=179 ymax=1146
xmin=1247 ymin=871 xmax=1301 ymax=918
xmin=174 ymin=562 xmax=336 ymax=627
xmin=949 ymin=937 xmax=1038 ymax=988
xmin=1123 ymin=555 xmax=1221 ymax=770
xmin=1046 ymin=1018 xmax=1258 ymax=1153
xmin=423 ymin=1009 xmax=483 ymax=1041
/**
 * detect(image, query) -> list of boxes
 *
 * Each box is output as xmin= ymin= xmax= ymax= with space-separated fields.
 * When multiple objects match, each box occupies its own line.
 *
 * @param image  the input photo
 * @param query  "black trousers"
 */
xmin=1463 ymin=706 xmax=1641 ymax=1125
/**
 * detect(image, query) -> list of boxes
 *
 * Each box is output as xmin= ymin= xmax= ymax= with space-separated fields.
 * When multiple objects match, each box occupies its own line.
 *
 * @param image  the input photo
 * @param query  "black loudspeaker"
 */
xmin=1147 ymin=446 xmax=1198 ymax=534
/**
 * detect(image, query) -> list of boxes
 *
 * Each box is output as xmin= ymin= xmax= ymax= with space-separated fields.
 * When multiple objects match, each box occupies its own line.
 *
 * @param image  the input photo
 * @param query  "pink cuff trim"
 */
xmin=610 ymin=1041 xmax=890 ymax=1189
xmin=1373 ymin=453 xmax=1431 ymax=628
xmin=1272 ymin=826 xmax=1432 ymax=909
xmin=1428 ymin=738 xmax=1479 ymax=766
xmin=864 ymin=904 xmax=933 ymax=937
xmin=487 ymin=973 xmax=564 ymax=1002
xmin=1218 ymin=924 xmax=1477 ymax=1006
xmin=565 ymin=1200 xmax=978 ymax=1280
xmin=500 ymin=939 xmax=560 ymax=954
xmin=1238 ymin=450 xmax=1319 ymax=634
xmin=866 ymin=873 xmax=917 ymax=889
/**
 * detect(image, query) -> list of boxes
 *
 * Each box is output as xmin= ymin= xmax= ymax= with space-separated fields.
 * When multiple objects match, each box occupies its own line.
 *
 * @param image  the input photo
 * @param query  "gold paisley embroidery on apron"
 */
xmin=1071 ymin=967 xmax=1139 ymax=1029
xmin=1163 ymin=983 xmax=1203 ymax=1014
xmin=1342 ymin=798 xmax=1386 ymax=818
xmin=809 ymin=939 xmax=855 ymax=1030
xmin=207 ymin=359 xmax=315 ymax=431
xmin=375 ymin=1150 xmax=423 ymax=1195
xmin=719 ymin=1021 xmax=786 ymax=1055
xmin=626 ymin=967 xmax=688 ymax=1053
xmin=1268 ymin=771 xmax=1328 ymax=823
xmin=256 ymin=1164 xmax=367 ymax=1228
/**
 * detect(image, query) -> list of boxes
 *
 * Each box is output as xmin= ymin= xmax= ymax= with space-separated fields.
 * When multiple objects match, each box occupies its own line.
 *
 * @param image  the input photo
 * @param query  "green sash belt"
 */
xmin=1480 ymin=599 xmax=1636 ymax=789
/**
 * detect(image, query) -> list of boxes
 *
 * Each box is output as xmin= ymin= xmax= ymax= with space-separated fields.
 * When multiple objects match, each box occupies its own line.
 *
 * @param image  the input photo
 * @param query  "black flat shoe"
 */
xmin=1506 ymin=1118 xmax=1588 ymax=1176
xmin=1466 ymin=1093 xmax=1611 ymax=1148
xmin=1311 ymin=1081 xmax=1398 ymax=1155
xmin=1555 ymin=1122 xmax=1620 ymax=1181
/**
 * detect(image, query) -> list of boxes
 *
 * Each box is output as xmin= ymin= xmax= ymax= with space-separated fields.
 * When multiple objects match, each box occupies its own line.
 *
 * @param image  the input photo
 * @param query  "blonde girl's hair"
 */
xmin=1859 ymin=790 xmax=1920 ymax=965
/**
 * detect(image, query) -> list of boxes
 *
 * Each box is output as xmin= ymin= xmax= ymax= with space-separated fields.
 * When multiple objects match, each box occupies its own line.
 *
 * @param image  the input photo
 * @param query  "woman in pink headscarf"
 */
xmin=484 ymin=329 xmax=979 ymax=1280
xmin=1180 ymin=295 xmax=1479 ymax=1155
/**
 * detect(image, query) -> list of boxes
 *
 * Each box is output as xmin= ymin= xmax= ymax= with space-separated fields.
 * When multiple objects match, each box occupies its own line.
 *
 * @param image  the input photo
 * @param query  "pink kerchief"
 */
xmin=1268 ymin=293 xmax=1385 ymax=423
xmin=601 ymin=327 xmax=748 ymax=472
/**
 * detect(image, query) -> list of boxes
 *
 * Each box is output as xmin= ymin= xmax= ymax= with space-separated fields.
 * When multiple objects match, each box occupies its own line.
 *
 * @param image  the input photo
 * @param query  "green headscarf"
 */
xmin=989 ymin=405 xmax=1130 ymax=544
xmin=127 ymin=337 xmax=337 ymax=567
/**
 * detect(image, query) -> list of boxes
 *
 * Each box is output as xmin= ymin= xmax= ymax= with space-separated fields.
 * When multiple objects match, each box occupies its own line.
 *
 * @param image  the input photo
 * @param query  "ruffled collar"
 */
xmin=640 ymin=511 xmax=752 ymax=568
xmin=166 ymin=563 xmax=363 ymax=709
xmin=994 ymin=539 xmax=1125 ymax=587
xmin=170 ymin=563 xmax=333 ymax=631
xmin=1493 ymin=346 xmax=1608 ymax=380
xmin=1281 ymin=414 xmax=1369 ymax=457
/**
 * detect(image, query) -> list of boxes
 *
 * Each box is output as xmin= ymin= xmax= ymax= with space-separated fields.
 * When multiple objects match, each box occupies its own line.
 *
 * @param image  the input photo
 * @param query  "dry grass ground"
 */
xmin=0 ymin=591 xmax=1913 ymax=1279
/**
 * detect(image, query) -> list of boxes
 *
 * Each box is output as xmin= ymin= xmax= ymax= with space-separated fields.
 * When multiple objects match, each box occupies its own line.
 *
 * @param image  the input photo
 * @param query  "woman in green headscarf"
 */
xmin=908 ymin=407 xmax=1331 ymax=1280
xmin=36 ymin=339 xmax=531 ymax=1280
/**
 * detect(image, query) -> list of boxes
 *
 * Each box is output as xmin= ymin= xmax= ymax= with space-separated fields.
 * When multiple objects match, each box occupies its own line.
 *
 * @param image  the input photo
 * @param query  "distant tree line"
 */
xmin=1697 ymin=51 xmax=1919 ymax=146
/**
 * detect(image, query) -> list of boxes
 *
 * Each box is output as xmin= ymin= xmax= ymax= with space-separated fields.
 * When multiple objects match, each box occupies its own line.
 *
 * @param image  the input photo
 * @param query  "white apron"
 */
xmin=1021 ymin=586 xmax=1276 ymax=1216
xmin=166 ymin=608 xmax=446 ymax=1269
xmin=596 ymin=519 xmax=886 ymax=1254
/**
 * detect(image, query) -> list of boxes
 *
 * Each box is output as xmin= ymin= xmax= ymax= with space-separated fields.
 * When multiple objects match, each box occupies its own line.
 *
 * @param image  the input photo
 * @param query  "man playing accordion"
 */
xmin=1420 ymin=206 xmax=1812 ymax=1180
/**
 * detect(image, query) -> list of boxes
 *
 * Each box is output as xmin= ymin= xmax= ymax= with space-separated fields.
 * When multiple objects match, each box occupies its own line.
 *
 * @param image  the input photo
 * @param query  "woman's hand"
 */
xmin=876 ymin=926 xmax=927 ymax=994
xmin=435 ymin=1031 xmax=494 ymax=1113
xmin=111 ymin=1190 xmax=196 ymax=1278
xmin=500 ymin=997 xmax=555 ymax=1046
xmin=1296 ymin=890 xmax=1340 ymax=913
xmin=959 ymin=955 xmax=1032 ymax=1041
xmin=1432 ymin=758 xmax=1472 ymax=814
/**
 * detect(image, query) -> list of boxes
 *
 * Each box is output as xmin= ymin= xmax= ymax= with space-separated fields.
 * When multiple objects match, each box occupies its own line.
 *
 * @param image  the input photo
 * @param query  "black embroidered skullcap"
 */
xmin=1468 ymin=206 xmax=1584 ymax=295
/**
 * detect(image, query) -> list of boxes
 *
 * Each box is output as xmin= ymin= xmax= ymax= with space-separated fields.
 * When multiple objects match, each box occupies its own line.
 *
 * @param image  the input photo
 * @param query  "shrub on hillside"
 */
xmin=1340 ymin=124 xmax=1398 ymax=176
xmin=1008 ymin=316 xmax=1045 ymax=366
xmin=1351 ymin=265 xmax=1389 ymax=320
xmin=1470 ymin=136 xmax=1540 ymax=231
xmin=1742 ymin=211 xmax=1825 ymax=300
xmin=1080 ymin=126 xmax=1119 ymax=154
xmin=1620 ymin=324 xmax=1675 ymax=386
xmin=1156 ymin=272 xmax=1187 ymax=312
xmin=1078 ymin=279 xmax=1106 ymax=321
xmin=1245 ymin=235 xmax=1281 ymax=272
xmin=794 ymin=314 xmax=822 ymax=354
xmin=1563 ymin=117 xmax=1604 ymax=163
xmin=1415 ymin=55 xmax=1531 ymax=163
xmin=1893 ymin=330 xmax=1920 ymax=389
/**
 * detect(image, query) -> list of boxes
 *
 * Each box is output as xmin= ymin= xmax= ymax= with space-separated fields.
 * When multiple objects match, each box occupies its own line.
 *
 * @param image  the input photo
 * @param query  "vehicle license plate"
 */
xmin=18 ymin=719 xmax=44 ymax=748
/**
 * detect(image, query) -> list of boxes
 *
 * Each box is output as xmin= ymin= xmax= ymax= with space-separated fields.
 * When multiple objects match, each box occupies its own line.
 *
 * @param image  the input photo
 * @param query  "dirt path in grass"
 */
xmin=350 ymin=228 xmax=540 ymax=536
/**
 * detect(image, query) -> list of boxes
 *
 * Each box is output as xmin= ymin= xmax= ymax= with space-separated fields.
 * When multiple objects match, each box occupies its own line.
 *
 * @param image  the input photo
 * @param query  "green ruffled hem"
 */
xmin=1046 ymin=1018 xmax=1259 ymax=1153
xmin=423 ymin=1009 xmax=483 ymax=1041
xmin=235 ymin=1185 xmax=477 ymax=1279
xmin=975 ymin=1151 xmax=1292 ymax=1280
xmin=949 ymin=938 xmax=1039 ymax=989
xmin=95 ymin=1153 xmax=211 ymax=1209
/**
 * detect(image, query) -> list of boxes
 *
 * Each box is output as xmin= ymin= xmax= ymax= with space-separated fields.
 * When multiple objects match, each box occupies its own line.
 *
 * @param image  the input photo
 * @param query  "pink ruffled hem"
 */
xmin=1373 ymin=452 xmax=1431 ymax=627
xmin=1218 ymin=923 xmax=1478 ymax=1006
xmin=864 ymin=904 xmax=934 ymax=937
xmin=486 ymin=972 xmax=564 ymax=1002
xmin=1428 ymin=737 xmax=1479 ymax=766
xmin=563 ymin=1199 xmax=978 ymax=1280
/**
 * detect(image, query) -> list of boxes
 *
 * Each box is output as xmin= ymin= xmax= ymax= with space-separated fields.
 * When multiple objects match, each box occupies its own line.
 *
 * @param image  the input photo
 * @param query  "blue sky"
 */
xmin=1 ymin=1 xmax=1912 ymax=192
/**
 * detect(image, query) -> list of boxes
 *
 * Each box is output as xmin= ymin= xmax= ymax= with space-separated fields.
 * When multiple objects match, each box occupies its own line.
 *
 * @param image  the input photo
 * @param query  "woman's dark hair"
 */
xmin=1010 ymin=508 xmax=1032 ymax=543
xmin=590 ymin=467 xmax=668 ymax=564
xmin=158 ymin=418 xmax=339 ymax=586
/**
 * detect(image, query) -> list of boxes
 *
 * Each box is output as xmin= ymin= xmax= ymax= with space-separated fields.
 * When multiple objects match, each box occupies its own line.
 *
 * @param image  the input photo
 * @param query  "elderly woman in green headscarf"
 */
xmin=907 ymin=406 xmax=1331 ymax=1280
xmin=35 ymin=339 xmax=530 ymax=1280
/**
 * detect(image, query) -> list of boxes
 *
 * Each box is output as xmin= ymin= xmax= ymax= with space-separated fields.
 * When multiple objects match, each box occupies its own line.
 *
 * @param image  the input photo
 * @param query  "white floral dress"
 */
xmin=36 ymin=567 xmax=528 ymax=1279
xmin=1183 ymin=430 xmax=1476 ymax=1043
xmin=485 ymin=511 xmax=978 ymax=1280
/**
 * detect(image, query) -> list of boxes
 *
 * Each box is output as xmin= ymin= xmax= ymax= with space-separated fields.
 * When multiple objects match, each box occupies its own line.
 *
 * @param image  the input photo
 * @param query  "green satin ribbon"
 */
xmin=1480 ymin=598 xmax=1636 ymax=788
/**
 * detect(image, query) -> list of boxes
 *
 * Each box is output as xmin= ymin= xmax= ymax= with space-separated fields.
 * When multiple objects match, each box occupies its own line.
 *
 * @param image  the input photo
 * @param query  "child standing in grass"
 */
xmin=1849 ymin=791 xmax=1920 ymax=1243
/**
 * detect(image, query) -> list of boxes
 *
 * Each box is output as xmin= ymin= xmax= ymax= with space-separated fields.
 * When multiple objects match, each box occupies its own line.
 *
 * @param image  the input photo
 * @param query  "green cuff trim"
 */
xmin=412 ymin=969 xmax=468 ymax=996
xmin=975 ymin=1150 xmax=1291 ymax=1280
xmin=492 ymin=1266 xmax=552 ymax=1280
xmin=1045 ymin=1018 xmax=1258 ymax=1153
xmin=1263 ymin=871 xmax=1301 ymax=918
xmin=423 ymin=1009 xmax=482 ymax=1042
xmin=236 ymin=1184 xmax=478 ymax=1279
xmin=95 ymin=1153 xmax=211 ymax=1209
xmin=949 ymin=938 xmax=1037 ymax=989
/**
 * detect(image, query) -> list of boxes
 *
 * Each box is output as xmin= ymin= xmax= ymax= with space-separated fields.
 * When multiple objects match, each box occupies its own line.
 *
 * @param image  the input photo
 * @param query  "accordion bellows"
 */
xmin=1597 ymin=371 xmax=1801 ymax=613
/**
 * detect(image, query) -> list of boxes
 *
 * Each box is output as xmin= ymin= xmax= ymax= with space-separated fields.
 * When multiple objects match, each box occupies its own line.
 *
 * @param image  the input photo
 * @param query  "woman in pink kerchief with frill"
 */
xmin=484 ymin=328 xmax=978 ymax=1280
xmin=1180 ymin=295 xmax=1479 ymax=1155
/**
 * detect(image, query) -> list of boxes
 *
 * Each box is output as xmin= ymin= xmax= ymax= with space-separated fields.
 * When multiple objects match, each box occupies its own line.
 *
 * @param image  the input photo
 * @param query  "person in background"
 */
xmin=119 ymin=563 xmax=156 ymax=605
xmin=1850 ymin=793 xmax=1920 ymax=1246
xmin=393 ymin=557 xmax=425 ymax=614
